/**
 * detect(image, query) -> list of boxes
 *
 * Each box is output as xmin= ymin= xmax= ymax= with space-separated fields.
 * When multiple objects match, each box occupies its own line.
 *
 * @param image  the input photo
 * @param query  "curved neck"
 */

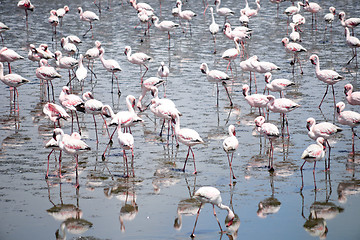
xmin=153 ymin=18 xmax=160 ymax=28
xmin=174 ymin=115 xmax=180 ymax=134
xmin=103 ymin=105 xmax=115 ymax=118
xmin=211 ymin=10 xmax=215 ymax=23
xmin=218 ymin=203 xmax=235 ymax=219
xmin=126 ymin=97 xmax=135 ymax=113
xmin=345 ymin=28 xmax=350 ymax=39
xmin=314 ymin=58 xmax=320 ymax=73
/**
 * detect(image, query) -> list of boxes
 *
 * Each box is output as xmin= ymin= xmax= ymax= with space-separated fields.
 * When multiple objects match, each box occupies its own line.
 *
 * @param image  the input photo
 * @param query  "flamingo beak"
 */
xmin=226 ymin=218 xmax=234 ymax=227
xmin=306 ymin=122 xmax=311 ymax=131
xmin=310 ymin=59 xmax=316 ymax=65
xmin=344 ymin=87 xmax=348 ymax=96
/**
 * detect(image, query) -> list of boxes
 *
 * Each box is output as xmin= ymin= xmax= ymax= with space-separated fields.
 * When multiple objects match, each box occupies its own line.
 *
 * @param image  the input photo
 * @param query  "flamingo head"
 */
xmin=151 ymin=15 xmax=158 ymax=23
xmin=64 ymin=5 xmax=69 ymax=13
xmin=317 ymin=137 xmax=326 ymax=150
xmin=254 ymin=116 xmax=265 ymax=128
xmin=54 ymin=51 xmax=61 ymax=60
xmin=338 ymin=12 xmax=345 ymax=20
xmin=242 ymin=84 xmax=249 ymax=96
xmin=200 ymin=63 xmax=208 ymax=74
xmin=124 ymin=46 xmax=130 ymax=56
xmin=264 ymin=72 xmax=271 ymax=83
xmin=336 ymin=101 xmax=345 ymax=114
xmin=176 ymin=0 xmax=182 ymax=7
xmin=329 ymin=7 xmax=335 ymax=15
xmin=309 ymin=54 xmax=318 ymax=65
xmin=77 ymin=7 xmax=82 ymax=14
xmin=229 ymin=124 xmax=236 ymax=136
xmin=281 ymin=37 xmax=289 ymax=46
xmin=344 ymin=84 xmax=352 ymax=96
xmin=50 ymin=9 xmax=57 ymax=16
xmin=306 ymin=118 xmax=315 ymax=131
xmin=214 ymin=0 xmax=219 ymax=6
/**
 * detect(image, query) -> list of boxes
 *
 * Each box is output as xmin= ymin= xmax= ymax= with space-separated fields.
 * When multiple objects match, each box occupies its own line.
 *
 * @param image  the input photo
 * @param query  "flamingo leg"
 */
xmin=190 ymin=203 xmax=203 ymax=238
xmin=300 ymin=160 xmax=306 ymax=191
xmin=319 ymin=85 xmax=329 ymax=109
xmin=93 ymin=115 xmax=98 ymax=144
xmin=75 ymin=111 xmax=81 ymax=135
xmin=123 ymin=149 xmax=129 ymax=177
xmin=212 ymin=205 xmax=223 ymax=233
xmin=58 ymin=151 xmax=63 ymax=178
xmin=222 ymin=81 xmax=233 ymax=106
xmin=102 ymin=127 xmax=116 ymax=160
xmin=313 ymin=161 xmax=317 ymax=190
xmin=46 ymin=149 xmax=54 ymax=179
xmin=113 ymin=72 xmax=121 ymax=95
xmin=75 ymin=155 xmax=79 ymax=189
xmin=182 ymin=147 xmax=191 ymax=172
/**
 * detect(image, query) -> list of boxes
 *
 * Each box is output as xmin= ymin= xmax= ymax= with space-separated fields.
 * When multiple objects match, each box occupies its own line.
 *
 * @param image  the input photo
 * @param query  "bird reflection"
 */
xmin=257 ymin=173 xmax=281 ymax=218
xmin=225 ymin=188 xmax=240 ymax=240
xmin=45 ymin=181 xmax=93 ymax=239
xmin=337 ymin=179 xmax=360 ymax=203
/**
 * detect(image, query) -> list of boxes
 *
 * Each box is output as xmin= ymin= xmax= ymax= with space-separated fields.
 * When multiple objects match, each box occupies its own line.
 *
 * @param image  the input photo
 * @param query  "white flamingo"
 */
xmin=99 ymin=48 xmax=122 ymax=95
xmin=78 ymin=7 xmax=99 ymax=38
xmin=222 ymin=125 xmax=239 ymax=186
xmin=124 ymin=45 xmax=152 ymax=83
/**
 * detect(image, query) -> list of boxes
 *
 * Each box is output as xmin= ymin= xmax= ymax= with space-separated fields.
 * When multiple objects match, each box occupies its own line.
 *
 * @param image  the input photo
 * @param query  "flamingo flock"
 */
xmin=1 ymin=0 xmax=360 ymax=238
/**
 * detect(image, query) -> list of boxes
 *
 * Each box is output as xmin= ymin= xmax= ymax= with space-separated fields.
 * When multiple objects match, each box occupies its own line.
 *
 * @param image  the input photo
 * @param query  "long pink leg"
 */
xmin=190 ymin=203 xmax=203 ymax=238
xmin=182 ymin=147 xmax=191 ymax=172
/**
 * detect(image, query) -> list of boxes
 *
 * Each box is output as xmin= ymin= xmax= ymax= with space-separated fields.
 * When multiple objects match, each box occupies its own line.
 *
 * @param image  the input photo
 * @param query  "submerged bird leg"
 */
xmin=318 ymin=85 xmax=329 ymax=109
xmin=190 ymin=203 xmax=203 ymax=238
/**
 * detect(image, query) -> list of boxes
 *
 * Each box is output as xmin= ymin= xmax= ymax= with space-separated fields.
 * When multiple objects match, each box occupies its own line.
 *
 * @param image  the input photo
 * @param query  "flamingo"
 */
xmin=151 ymin=16 xmax=179 ymax=50
xmin=0 ymin=22 xmax=10 ymax=44
xmin=345 ymin=27 xmax=360 ymax=66
xmin=254 ymin=116 xmax=280 ymax=171
xmin=99 ymin=48 xmax=122 ymax=95
xmin=78 ymin=7 xmax=99 ymax=38
xmin=43 ymin=102 xmax=69 ymax=128
xmin=300 ymin=137 xmax=326 ymax=191
xmin=36 ymin=59 xmax=61 ymax=102
xmin=306 ymin=117 xmax=342 ymax=170
xmin=124 ymin=46 xmax=152 ymax=84
xmin=336 ymin=101 xmax=360 ymax=154
xmin=117 ymin=121 xmax=135 ymax=178
xmin=344 ymin=84 xmax=360 ymax=106
xmin=27 ymin=44 xmax=42 ymax=63
xmin=281 ymin=37 xmax=307 ymax=74
xmin=84 ymin=40 xmax=102 ymax=80
xmin=242 ymin=84 xmax=269 ymax=116
xmin=136 ymin=77 xmax=164 ymax=111
xmin=200 ymin=62 xmax=232 ymax=106
xmin=264 ymin=72 xmax=295 ymax=97
xmin=222 ymin=37 xmax=241 ymax=74
xmin=136 ymin=9 xmax=151 ymax=38
xmin=0 ymin=62 xmax=29 ymax=111
xmin=209 ymin=7 xmax=220 ymax=54
xmin=59 ymin=86 xmax=85 ymax=135
xmin=61 ymin=37 xmax=77 ymax=56
xmin=223 ymin=23 xmax=250 ymax=57
xmin=223 ymin=125 xmax=239 ymax=186
xmin=214 ymin=0 xmax=234 ymax=25
xmin=270 ymin=0 xmax=285 ymax=17
xmin=267 ymin=95 xmax=300 ymax=136
xmin=0 ymin=47 xmax=24 ymax=73
xmin=171 ymin=112 xmax=203 ymax=174
xmin=309 ymin=54 xmax=344 ymax=109
xmin=338 ymin=11 xmax=360 ymax=36
xmin=150 ymin=86 xmax=176 ymax=109
xmin=239 ymin=9 xmax=249 ymax=26
xmin=75 ymin=54 xmax=87 ymax=84
xmin=130 ymin=0 xmax=154 ymax=12
xmin=176 ymin=0 xmax=197 ymax=35
xmin=243 ymin=0 xmax=261 ymax=18
xmin=56 ymin=5 xmax=69 ymax=26
xmin=323 ymin=7 xmax=336 ymax=35
xmin=240 ymin=55 xmax=258 ymax=93
xmin=52 ymin=128 xmax=91 ymax=188
xmin=289 ymin=23 xmax=301 ymax=42
xmin=284 ymin=2 xmax=302 ymax=32
xmin=250 ymin=57 xmax=280 ymax=74
xmin=157 ymin=62 xmax=169 ymax=96
xmin=17 ymin=0 xmax=34 ymax=28
xmin=48 ymin=10 xmax=59 ymax=41
xmin=38 ymin=44 xmax=54 ymax=59
xmin=83 ymin=91 xmax=110 ymax=144
xmin=302 ymin=0 xmax=321 ymax=27
xmin=54 ymin=51 xmax=78 ymax=84
xmin=292 ymin=13 xmax=305 ymax=32
xmin=190 ymin=186 xmax=235 ymax=238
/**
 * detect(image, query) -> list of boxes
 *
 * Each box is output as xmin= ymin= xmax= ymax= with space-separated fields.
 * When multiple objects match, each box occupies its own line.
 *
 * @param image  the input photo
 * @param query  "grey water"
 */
xmin=0 ymin=0 xmax=360 ymax=239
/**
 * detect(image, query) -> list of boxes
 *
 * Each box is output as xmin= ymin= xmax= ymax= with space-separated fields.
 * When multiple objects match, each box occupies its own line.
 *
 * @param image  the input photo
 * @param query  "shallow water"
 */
xmin=1 ymin=0 xmax=360 ymax=239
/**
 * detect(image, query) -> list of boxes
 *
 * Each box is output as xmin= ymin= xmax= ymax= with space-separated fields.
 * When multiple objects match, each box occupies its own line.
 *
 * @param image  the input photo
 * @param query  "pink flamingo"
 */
xmin=239 ymin=9 xmax=249 ymax=26
xmin=323 ymin=7 xmax=336 ymax=35
xmin=176 ymin=0 xmax=196 ymax=35
xmin=214 ymin=0 xmax=234 ymax=25
xmin=281 ymin=37 xmax=307 ymax=74
xmin=59 ymin=86 xmax=85 ymax=135
xmin=36 ymin=59 xmax=61 ymax=102
xmin=99 ymin=48 xmax=122 ymax=95
xmin=43 ymin=102 xmax=69 ymax=128
xmin=0 ymin=47 xmax=24 ymax=73
xmin=61 ymin=37 xmax=76 ymax=56
xmin=48 ymin=10 xmax=59 ymax=41
xmin=254 ymin=116 xmax=280 ymax=171
xmin=54 ymin=51 xmax=78 ymax=85
xmin=223 ymin=124 xmax=239 ymax=186
xmin=223 ymin=23 xmax=250 ymax=56
xmin=124 ymin=45 xmax=152 ymax=84
xmin=302 ymin=0 xmax=321 ymax=27
xmin=300 ymin=137 xmax=326 ymax=191
xmin=209 ymin=7 xmax=220 ymax=54
xmin=242 ymin=84 xmax=269 ymax=116
xmin=306 ymin=117 xmax=342 ymax=170
xmin=240 ymin=55 xmax=258 ymax=93
xmin=336 ymin=101 xmax=360 ymax=154
xmin=289 ymin=23 xmax=301 ymax=42
xmin=78 ymin=7 xmax=99 ymax=38
xmin=157 ymin=61 xmax=169 ymax=96
xmin=344 ymin=84 xmax=360 ymax=106
xmin=171 ymin=112 xmax=203 ymax=174
xmin=38 ymin=44 xmax=54 ymax=59
xmin=17 ymin=0 xmax=34 ymax=28
xmin=292 ymin=13 xmax=305 ymax=31
xmin=130 ymin=0 xmax=154 ymax=12
xmin=117 ymin=121 xmax=135 ymax=178
xmin=345 ymin=27 xmax=360 ymax=66
xmin=27 ymin=44 xmax=42 ymax=63
xmin=243 ymin=0 xmax=261 ymax=18
xmin=338 ymin=11 xmax=360 ymax=36
xmin=200 ymin=62 xmax=232 ymax=106
xmin=264 ymin=72 xmax=295 ymax=97
xmin=52 ymin=128 xmax=91 ymax=188
xmin=151 ymin=16 xmax=179 ymax=50
xmin=83 ymin=91 xmax=110 ymax=144
xmin=309 ymin=54 xmax=344 ymax=109
xmin=84 ymin=40 xmax=102 ymax=80
xmin=267 ymin=95 xmax=300 ymax=136
xmin=0 ymin=22 xmax=10 ymax=45
xmin=190 ymin=186 xmax=235 ymax=238
xmin=251 ymin=58 xmax=280 ymax=91
xmin=270 ymin=0 xmax=284 ymax=17
xmin=284 ymin=2 xmax=302 ymax=31
xmin=0 ymin=62 xmax=29 ymax=111
xmin=137 ymin=77 xmax=164 ymax=111
xmin=222 ymin=37 xmax=241 ymax=74
xmin=56 ymin=5 xmax=69 ymax=26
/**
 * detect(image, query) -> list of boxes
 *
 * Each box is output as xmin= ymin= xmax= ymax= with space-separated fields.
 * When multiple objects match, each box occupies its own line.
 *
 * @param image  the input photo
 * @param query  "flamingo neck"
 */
xmin=126 ymin=97 xmax=135 ymax=113
xmin=0 ymin=63 xmax=4 ymax=79
xmin=174 ymin=115 xmax=180 ymax=134
xmin=314 ymin=59 xmax=321 ymax=74
xmin=218 ymin=203 xmax=235 ymax=220
xmin=104 ymin=105 xmax=115 ymax=118
xmin=345 ymin=28 xmax=350 ymax=39
xmin=211 ymin=10 xmax=215 ymax=23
